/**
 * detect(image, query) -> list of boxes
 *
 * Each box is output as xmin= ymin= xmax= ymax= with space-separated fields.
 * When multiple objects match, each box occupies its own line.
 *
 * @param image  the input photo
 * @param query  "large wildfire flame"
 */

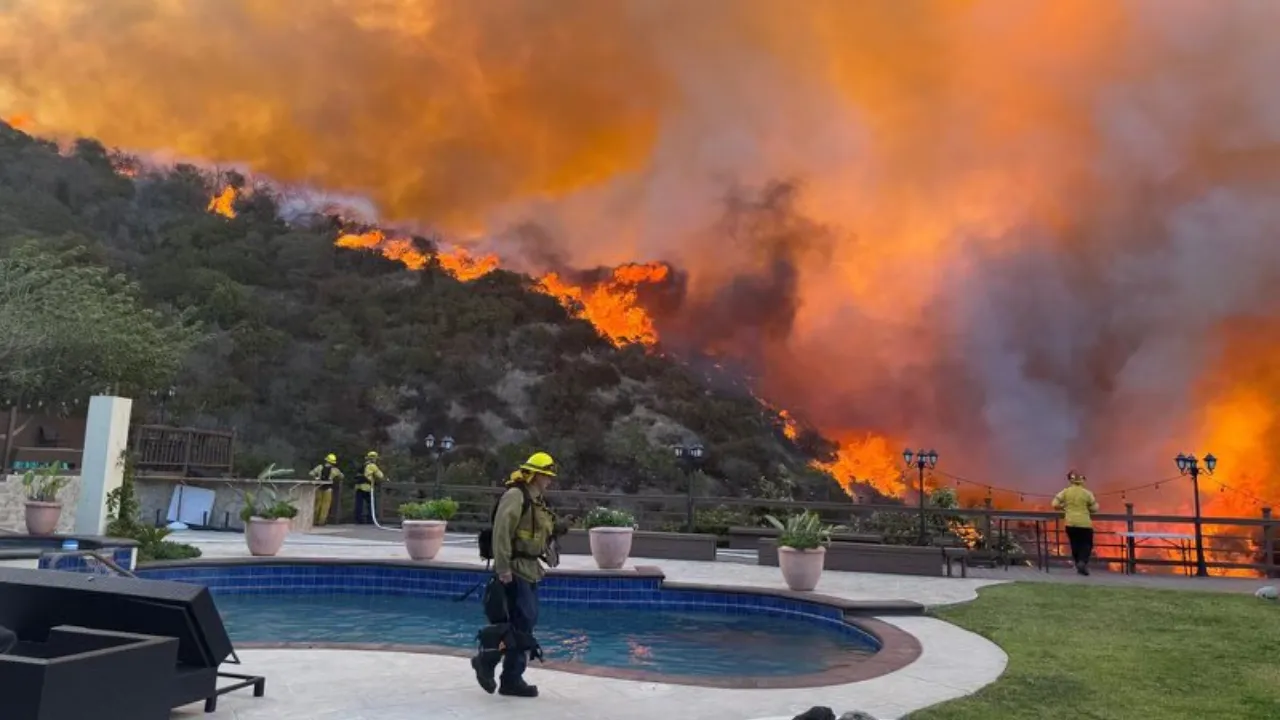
xmin=4 ymin=0 xmax=1280 ymax=527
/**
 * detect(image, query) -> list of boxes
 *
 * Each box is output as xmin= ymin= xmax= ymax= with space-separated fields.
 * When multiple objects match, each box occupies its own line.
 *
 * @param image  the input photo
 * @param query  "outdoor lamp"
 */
xmin=690 ymin=444 xmax=705 ymax=461
xmin=926 ymin=449 xmax=939 ymax=467
xmin=1204 ymin=454 xmax=1217 ymax=473
xmin=441 ymin=435 xmax=455 ymax=452
xmin=902 ymin=448 xmax=914 ymax=465
xmin=673 ymin=445 xmax=686 ymax=459
xmin=424 ymin=434 xmax=436 ymax=450
xmin=1175 ymin=453 xmax=1187 ymax=471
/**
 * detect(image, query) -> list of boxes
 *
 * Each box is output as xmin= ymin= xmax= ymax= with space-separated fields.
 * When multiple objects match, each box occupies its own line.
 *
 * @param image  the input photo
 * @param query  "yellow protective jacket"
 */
xmin=356 ymin=462 xmax=384 ymax=492
xmin=492 ymin=484 xmax=556 ymax=583
xmin=309 ymin=463 xmax=344 ymax=488
xmin=1052 ymin=482 xmax=1099 ymax=528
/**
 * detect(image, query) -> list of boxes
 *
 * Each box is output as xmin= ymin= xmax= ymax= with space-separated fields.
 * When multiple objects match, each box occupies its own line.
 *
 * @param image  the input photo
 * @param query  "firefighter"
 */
xmin=308 ymin=453 xmax=344 ymax=527
xmin=355 ymin=451 xmax=385 ymax=525
xmin=471 ymin=451 xmax=562 ymax=698
xmin=1053 ymin=470 xmax=1099 ymax=575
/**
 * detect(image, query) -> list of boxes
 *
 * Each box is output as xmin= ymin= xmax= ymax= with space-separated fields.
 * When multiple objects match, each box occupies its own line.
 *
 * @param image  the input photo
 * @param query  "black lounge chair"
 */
xmin=0 ymin=567 xmax=265 ymax=715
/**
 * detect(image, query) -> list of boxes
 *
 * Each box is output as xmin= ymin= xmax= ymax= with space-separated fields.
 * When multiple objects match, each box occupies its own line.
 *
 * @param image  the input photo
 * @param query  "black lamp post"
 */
xmin=902 ymin=448 xmax=939 ymax=544
xmin=152 ymin=386 xmax=176 ymax=425
xmin=1176 ymin=452 xmax=1216 ymax=577
xmin=674 ymin=443 xmax=707 ymax=532
xmin=424 ymin=433 xmax=456 ymax=498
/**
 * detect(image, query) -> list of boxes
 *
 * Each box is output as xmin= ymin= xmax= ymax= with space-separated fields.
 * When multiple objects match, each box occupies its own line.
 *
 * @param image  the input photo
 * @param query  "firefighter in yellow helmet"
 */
xmin=471 ymin=451 xmax=564 ymax=698
xmin=308 ymin=453 xmax=345 ymax=527
xmin=354 ymin=451 xmax=385 ymax=525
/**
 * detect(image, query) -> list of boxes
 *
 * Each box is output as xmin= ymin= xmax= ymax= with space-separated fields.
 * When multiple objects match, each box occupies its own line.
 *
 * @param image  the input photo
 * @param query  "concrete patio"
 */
xmin=161 ymin=528 xmax=1007 ymax=719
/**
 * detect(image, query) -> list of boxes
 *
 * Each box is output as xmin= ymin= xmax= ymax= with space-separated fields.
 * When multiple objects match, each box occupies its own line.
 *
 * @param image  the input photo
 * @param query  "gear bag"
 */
xmin=477 ymin=484 xmax=533 ymax=561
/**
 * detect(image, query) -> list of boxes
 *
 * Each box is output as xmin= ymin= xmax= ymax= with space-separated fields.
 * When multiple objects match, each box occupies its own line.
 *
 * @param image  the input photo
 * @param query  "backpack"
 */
xmin=477 ymin=484 xmax=533 ymax=562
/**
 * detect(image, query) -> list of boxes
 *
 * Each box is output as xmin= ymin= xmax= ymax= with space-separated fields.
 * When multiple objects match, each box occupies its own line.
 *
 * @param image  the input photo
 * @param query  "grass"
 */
xmin=908 ymin=582 xmax=1280 ymax=720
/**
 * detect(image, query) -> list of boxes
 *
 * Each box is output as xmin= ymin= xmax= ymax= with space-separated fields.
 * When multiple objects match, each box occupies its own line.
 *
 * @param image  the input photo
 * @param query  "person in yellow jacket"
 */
xmin=1052 ymin=470 xmax=1099 ymax=575
xmin=309 ymin=453 xmax=345 ymax=527
xmin=471 ymin=451 xmax=561 ymax=699
xmin=355 ymin=451 xmax=385 ymax=525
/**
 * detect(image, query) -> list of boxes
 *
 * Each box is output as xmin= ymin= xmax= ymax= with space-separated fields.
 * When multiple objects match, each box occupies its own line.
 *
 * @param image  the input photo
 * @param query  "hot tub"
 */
xmin=0 ymin=534 xmax=138 ymax=572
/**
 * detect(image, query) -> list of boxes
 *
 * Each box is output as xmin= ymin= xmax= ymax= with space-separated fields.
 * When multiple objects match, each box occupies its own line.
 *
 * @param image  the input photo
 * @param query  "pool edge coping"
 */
xmin=140 ymin=557 xmax=926 ymax=689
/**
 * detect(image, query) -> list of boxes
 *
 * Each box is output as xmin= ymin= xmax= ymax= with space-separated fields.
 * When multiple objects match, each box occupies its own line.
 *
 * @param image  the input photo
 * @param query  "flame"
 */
xmin=537 ymin=263 xmax=668 ymax=345
xmin=817 ymin=431 xmax=908 ymax=497
xmin=335 ymin=229 xmax=665 ymax=345
xmin=207 ymin=186 xmax=238 ymax=218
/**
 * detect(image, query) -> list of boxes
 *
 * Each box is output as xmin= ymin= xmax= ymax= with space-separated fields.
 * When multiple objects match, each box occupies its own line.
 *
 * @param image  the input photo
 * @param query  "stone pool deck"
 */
xmin=169 ymin=529 xmax=1008 ymax=720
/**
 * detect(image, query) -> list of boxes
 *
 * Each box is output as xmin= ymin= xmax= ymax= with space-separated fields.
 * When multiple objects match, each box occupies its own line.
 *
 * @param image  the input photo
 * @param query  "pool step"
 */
xmin=840 ymin=600 xmax=925 ymax=617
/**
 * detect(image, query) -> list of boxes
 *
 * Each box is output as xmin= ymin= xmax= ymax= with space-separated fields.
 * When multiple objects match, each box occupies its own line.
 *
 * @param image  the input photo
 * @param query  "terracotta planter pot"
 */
xmin=588 ymin=526 xmax=634 ymax=569
xmin=778 ymin=545 xmax=826 ymax=591
xmin=403 ymin=519 xmax=447 ymax=560
xmin=244 ymin=517 xmax=291 ymax=556
xmin=24 ymin=501 xmax=62 ymax=536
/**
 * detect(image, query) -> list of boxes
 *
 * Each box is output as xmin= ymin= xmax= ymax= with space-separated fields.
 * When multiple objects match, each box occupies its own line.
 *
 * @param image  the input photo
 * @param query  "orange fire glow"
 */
xmin=5 ymin=1 xmax=1280 ymax=548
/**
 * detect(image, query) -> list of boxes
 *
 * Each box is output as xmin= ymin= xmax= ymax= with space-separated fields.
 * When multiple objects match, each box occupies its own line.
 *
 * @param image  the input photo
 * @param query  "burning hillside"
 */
xmin=5 ymin=1 xmax=1280 ymax=516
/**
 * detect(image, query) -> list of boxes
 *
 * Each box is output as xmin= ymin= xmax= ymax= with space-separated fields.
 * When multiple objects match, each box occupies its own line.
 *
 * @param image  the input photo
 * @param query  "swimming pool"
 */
xmin=136 ymin=560 xmax=921 ymax=688
xmin=217 ymin=592 xmax=875 ymax=677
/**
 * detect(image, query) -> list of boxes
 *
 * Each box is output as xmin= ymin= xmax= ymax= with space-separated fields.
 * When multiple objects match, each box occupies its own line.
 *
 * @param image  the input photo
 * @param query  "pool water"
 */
xmin=215 ymin=593 xmax=876 ymax=677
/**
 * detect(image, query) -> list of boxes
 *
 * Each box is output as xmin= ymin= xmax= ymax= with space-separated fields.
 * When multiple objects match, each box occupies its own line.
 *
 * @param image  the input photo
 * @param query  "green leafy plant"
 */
xmin=765 ymin=511 xmax=844 ymax=550
xmin=234 ymin=463 xmax=299 ymax=523
xmin=399 ymin=497 xmax=459 ymax=521
xmin=21 ymin=465 xmax=70 ymax=503
xmin=582 ymin=506 xmax=636 ymax=529
xmin=132 ymin=525 xmax=202 ymax=562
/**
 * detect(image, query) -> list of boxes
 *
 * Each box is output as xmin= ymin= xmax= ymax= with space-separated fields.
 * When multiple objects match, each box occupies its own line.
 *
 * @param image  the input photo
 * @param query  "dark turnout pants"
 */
xmin=354 ymin=489 xmax=372 ymax=524
xmin=502 ymin=577 xmax=540 ymax=684
xmin=1066 ymin=525 xmax=1094 ymax=566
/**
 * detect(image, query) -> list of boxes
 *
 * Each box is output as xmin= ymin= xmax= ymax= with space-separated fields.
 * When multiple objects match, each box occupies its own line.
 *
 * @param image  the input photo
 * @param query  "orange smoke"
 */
xmin=5 ymin=1 xmax=1280 ymax=519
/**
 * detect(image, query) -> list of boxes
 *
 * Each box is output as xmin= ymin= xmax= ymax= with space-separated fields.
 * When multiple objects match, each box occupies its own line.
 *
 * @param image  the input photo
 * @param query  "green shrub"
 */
xmin=399 ymin=497 xmax=459 ymax=521
xmin=235 ymin=463 xmax=299 ymax=522
xmin=582 ymin=506 xmax=636 ymax=529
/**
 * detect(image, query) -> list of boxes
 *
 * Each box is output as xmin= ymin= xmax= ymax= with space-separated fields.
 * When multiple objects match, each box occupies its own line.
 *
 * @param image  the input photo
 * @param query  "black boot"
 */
xmin=498 ymin=679 xmax=539 ymax=698
xmin=471 ymin=650 xmax=501 ymax=694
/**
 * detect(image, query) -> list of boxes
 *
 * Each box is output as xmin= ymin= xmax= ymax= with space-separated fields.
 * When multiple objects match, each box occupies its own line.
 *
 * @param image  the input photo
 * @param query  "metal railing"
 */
xmin=357 ymin=481 xmax=1279 ymax=578
xmin=131 ymin=425 xmax=235 ymax=477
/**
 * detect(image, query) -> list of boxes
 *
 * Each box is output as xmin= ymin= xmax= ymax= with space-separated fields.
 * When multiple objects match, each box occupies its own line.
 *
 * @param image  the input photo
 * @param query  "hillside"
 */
xmin=0 ymin=121 xmax=842 ymax=500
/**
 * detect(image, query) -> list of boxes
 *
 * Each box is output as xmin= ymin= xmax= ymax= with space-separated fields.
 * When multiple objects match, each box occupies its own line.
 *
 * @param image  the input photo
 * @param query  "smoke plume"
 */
xmin=4 ymin=0 xmax=1280 ymax=510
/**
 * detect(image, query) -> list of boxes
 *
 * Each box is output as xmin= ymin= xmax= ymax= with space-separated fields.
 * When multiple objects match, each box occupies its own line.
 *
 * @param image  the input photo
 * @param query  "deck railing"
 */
xmin=130 ymin=425 xmax=235 ymax=477
xmin=352 ymin=481 xmax=1279 ymax=578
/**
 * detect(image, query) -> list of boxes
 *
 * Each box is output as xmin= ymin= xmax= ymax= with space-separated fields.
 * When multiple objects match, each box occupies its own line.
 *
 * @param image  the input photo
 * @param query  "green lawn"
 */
xmin=908 ymin=582 xmax=1280 ymax=720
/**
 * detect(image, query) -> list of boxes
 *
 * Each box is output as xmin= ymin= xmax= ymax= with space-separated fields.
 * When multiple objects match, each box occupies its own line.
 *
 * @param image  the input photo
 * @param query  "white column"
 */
xmin=75 ymin=395 xmax=133 ymax=535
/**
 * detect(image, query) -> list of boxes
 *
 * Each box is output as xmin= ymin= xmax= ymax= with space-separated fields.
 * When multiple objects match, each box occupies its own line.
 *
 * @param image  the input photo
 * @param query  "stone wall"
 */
xmin=133 ymin=476 xmax=320 ymax=532
xmin=0 ymin=473 xmax=83 ymax=534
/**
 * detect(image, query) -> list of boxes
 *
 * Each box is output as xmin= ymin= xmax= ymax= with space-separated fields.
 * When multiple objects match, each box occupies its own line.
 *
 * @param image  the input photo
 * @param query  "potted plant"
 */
xmin=765 ymin=511 xmax=843 ymax=591
xmin=584 ymin=507 xmax=636 ymax=569
xmin=399 ymin=497 xmax=458 ymax=560
xmin=21 ymin=465 xmax=70 ymax=535
xmin=235 ymin=464 xmax=298 ymax=557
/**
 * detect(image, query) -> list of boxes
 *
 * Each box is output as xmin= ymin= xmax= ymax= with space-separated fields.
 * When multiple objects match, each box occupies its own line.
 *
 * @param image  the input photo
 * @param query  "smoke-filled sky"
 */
xmin=3 ymin=0 xmax=1280 ymax=509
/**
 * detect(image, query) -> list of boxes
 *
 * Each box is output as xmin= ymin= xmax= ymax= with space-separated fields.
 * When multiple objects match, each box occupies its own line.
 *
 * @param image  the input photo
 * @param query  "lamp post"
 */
xmin=152 ymin=386 xmax=176 ymax=425
xmin=424 ymin=433 xmax=456 ymax=498
xmin=674 ymin=443 xmax=707 ymax=532
xmin=902 ymin=448 xmax=939 ymax=545
xmin=1176 ymin=452 xmax=1216 ymax=577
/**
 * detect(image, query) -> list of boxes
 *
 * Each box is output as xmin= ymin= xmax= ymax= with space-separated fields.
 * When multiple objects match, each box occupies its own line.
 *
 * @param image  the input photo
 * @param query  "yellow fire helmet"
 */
xmin=366 ymin=450 xmax=379 ymax=460
xmin=325 ymin=453 xmax=338 ymax=464
xmin=519 ymin=451 xmax=557 ymax=477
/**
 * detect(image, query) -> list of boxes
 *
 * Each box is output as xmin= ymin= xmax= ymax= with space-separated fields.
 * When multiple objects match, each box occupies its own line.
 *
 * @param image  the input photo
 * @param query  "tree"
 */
xmin=0 ymin=241 xmax=201 ymax=406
